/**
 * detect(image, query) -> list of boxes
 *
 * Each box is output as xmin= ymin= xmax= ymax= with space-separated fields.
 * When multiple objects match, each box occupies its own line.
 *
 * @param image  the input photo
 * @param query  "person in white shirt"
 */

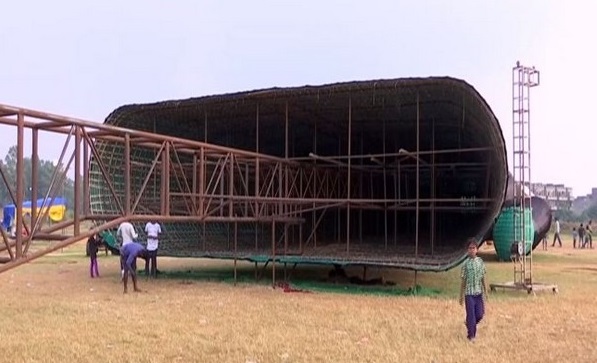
xmin=117 ymin=221 xmax=138 ymax=278
xmin=144 ymin=220 xmax=162 ymax=278
xmin=551 ymin=218 xmax=562 ymax=247
xmin=117 ymin=221 xmax=138 ymax=246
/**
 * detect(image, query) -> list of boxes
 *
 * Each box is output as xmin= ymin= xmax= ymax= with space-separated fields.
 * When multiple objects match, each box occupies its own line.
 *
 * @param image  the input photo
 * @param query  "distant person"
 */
xmin=578 ymin=224 xmax=586 ymax=249
xmin=459 ymin=238 xmax=488 ymax=342
xmin=542 ymin=233 xmax=548 ymax=251
xmin=572 ymin=227 xmax=578 ymax=249
xmin=121 ymin=242 xmax=147 ymax=294
xmin=9 ymin=215 xmax=16 ymax=238
xmin=117 ymin=221 xmax=138 ymax=278
xmin=551 ymin=218 xmax=562 ymax=247
xmin=86 ymin=232 xmax=101 ymax=278
xmin=144 ymin=220 xmax=162 ymax=278
xmin=586 ymin=220 xmax=593 ymax=249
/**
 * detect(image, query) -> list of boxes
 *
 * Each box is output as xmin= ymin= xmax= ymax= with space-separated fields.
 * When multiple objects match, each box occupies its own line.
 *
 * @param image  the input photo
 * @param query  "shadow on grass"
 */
xmin=158 ymin=265 xmax=443 ymax=297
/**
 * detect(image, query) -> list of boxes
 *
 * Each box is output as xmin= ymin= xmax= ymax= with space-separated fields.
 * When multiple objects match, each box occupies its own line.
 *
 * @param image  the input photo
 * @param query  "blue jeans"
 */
xmin=465 ymin=294 xmax=484 ymax=339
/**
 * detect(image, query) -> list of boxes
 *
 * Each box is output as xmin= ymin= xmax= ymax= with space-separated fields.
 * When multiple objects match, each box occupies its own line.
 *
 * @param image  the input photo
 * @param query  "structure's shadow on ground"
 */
xmin=157 ymin=264 xmax=442 ymax=297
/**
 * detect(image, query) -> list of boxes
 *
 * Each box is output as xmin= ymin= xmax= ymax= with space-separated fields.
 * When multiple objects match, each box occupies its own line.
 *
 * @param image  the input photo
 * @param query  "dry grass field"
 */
xmin=1 ymin=238 xmax=596 ymax=363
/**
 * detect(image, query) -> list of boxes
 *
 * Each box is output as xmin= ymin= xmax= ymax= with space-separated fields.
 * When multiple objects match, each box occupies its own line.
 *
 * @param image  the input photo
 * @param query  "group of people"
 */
xmin=86 ymin=219 xmax=162 ymax=293
xmin=540 ymin=218 xmax=593 ymax=250
xmin=572 ymin=220 xmax=593 ymax=249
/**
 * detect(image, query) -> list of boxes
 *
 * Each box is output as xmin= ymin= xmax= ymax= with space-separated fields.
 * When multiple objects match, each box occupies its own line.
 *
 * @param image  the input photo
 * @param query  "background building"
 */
xmin=571 ymin=188 xmax=597 ymax=214
xmin=530 ymin=182 xmax=573 ymax=210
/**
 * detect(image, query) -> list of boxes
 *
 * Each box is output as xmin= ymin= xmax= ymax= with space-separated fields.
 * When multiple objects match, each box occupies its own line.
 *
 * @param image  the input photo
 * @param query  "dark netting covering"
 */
xmin=90 ymin=77 xmax=508 ymax=271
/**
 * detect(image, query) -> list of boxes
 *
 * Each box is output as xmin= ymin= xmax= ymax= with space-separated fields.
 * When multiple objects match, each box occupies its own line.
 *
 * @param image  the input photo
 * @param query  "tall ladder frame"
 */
xmin=512 ymin=61 xmax=539 ymax=286
xmin=490 ymin=61 xmax=557 ymax=294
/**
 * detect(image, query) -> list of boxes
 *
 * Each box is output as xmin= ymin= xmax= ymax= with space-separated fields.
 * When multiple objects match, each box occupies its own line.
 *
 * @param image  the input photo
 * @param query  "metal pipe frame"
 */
xmin=0 ymin=103 xmax=497 ymax=278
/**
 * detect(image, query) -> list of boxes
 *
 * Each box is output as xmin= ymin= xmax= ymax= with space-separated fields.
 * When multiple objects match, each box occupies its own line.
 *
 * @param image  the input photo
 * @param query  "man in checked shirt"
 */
xmin=459 ymin=238 xmax=488 ymax=342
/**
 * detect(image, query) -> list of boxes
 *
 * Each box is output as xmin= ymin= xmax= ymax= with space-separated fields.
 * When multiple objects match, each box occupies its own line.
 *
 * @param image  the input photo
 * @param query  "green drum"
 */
xmin=492 ymin=207 xmax=534 ymax=261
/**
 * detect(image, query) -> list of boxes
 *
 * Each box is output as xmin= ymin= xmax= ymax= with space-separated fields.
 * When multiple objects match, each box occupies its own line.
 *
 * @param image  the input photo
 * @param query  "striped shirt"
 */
xmin=461 ymin=256 xmax=486 ymax=296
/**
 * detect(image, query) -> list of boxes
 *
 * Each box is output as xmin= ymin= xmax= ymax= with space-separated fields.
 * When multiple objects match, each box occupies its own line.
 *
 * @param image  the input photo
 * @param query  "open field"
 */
xmin=1 ymin=238 xmax=596 ymax=363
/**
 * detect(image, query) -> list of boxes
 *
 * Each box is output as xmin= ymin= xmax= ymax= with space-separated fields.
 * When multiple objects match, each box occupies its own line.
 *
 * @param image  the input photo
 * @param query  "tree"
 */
xmin=553 ymin=208 xmax=582 ymax=223
xmin=0 ymin=145 xmax=76 ymax=210
xmin=582 ymin=203 xmax=597 ymax=222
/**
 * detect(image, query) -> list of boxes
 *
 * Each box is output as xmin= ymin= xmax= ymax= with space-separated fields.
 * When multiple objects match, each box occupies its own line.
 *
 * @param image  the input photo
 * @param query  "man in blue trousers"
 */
xmin=121 ymin=242 xmax=147 ymax=294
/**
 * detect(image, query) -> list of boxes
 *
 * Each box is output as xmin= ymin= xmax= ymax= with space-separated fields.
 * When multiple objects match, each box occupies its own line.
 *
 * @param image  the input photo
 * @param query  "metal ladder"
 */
xmin=512 ymin=61 xmax=540 ymax=286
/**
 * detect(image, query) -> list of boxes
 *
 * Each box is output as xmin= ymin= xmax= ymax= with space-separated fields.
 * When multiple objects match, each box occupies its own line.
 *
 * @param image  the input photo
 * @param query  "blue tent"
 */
xmin=2 ymin=197 xmax=67 ymax=230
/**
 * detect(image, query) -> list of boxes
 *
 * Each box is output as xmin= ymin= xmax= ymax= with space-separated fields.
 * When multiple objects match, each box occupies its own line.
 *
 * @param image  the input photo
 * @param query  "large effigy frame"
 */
xmin=90 ymin=77 xmax=508 ymax=273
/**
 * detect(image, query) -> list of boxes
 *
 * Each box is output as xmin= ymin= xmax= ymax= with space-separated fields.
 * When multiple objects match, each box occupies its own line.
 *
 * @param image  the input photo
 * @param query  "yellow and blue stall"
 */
xmin=2 ymin=197 xmax=67 ymax=231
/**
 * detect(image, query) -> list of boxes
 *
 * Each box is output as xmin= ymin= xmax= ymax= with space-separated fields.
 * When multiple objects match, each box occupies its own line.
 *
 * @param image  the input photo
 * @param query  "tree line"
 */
xmin=0 ymin=145 xmax=75 ymax=210
xmin=554 ymin=205 xmax=597 ymax=223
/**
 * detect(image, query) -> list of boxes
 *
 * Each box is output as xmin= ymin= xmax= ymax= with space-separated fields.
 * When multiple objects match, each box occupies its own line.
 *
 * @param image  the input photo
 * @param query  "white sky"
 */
xmin=0 ymin=0 xmax=595 ymax=196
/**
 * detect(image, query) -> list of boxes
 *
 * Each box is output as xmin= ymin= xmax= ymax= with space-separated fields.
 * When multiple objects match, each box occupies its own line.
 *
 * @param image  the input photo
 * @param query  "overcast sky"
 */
xmin=1 ymin=0 xmax=595 ymax=196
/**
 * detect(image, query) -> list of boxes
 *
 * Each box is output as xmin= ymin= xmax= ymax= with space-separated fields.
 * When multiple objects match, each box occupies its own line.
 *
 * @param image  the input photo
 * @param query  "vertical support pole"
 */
xmin=124 ymin=133 xmax=131 ymax=216
xmin=346 ymin=97 xmax=352 ymax=254
xmin=271 ymin=220 xmax=276 ymax=288
xmin=31 ymin=128 xmax=39 ymax=236
xmin=382 ymin=106 xmax=388 ymax=249
xmin=359 ymin=133 xmax=363 ymax=245
xmin=284 ymin=102 xmax=289 ymax=259
xmin=244 ymin=164 xmax=249 ymax=217
xmin=431 ymin=118 xmax=435 ymax=255
xmin=199 ymin=147 xmax=205 ymax=217
xmin=337 ymin=141 xmax=341 ymax=245
xmin=204 ymin=111 xmax=208 ymax=142
xmin=83 ymin=132 xmax=90 ymax=216
xmin=229 ymin=154 xmax=234 ymax=218
xmin=234 ymin=221 xmax=238 ymax=285
xmin=15 ymin=113 xmax=24 ymax=258
xmin=162 ymin=142 xmax=170 ymax=215
xmin=219 ymin=159 xmax=225 ymax=217
xmin=192 ymin=153 xmax=198 ymax=215
xmin=255 ymin=103 xmax=260 ymax=251
xmin=74 ymin=126 xmax=82 ymax=236
xmin=312 ymin=117 xmax=317 ymax=248
xmin=277 ymin=162 xmax=283 ymax=220
xmin=201 ymin=113 xmax=207 ymax=250
xmin=414 ymin=92 xmax=420 ymax=288
xmin=393 ymin=169 xmax=398 ymax=247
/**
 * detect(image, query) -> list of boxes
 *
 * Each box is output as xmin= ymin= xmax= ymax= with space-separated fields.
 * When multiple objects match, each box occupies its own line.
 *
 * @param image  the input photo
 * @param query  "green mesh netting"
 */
xmin=492 ymin=207 xmax=534 ymax=261
xmin=159 ymin=267 xmax=442 ymax=296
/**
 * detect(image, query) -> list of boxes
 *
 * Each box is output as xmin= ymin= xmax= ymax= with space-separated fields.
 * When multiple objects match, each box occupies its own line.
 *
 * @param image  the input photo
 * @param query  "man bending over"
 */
xmin=121 ymin=242 xmax=147 ymax=294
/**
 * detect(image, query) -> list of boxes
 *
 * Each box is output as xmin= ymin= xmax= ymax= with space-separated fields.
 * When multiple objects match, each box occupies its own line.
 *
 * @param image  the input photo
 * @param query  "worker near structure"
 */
xmin=578 ymin=224 xmax=585 ymax=248
xmin=86 ymin=231 xmax=102 ymax=278
xmin=117 ymin=221 xmax=138 ymax=278
xmin=144 ymin=219 xmax=162 ymax=278
xmin=551 ymin=217 xmax=562 ymax=247
xmin=121 ymin=241 xmax=147 ymax=293
xmin=459 ymin=238 xmax=488 ymax=342
xmin=585 ymin=220 xmax=593 ymax=249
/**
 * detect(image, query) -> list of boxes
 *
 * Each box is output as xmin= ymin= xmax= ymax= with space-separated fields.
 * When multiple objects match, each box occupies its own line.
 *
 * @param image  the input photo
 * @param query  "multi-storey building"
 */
xmin=529 ymin=182 xmax=573 ymax=210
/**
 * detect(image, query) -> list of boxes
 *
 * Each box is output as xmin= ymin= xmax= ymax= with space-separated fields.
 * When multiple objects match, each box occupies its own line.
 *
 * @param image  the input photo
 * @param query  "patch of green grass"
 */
xmin=159 ymin=266 xmax=442 ymax=296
